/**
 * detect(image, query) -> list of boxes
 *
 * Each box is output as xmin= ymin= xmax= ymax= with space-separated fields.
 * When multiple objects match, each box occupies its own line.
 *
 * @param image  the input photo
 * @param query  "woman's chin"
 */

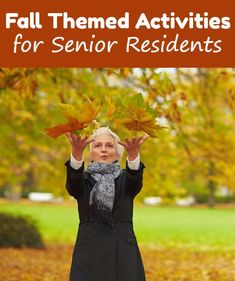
xmin=99 ymin=159 xmax=112 ymax=164
xmin=91 ymin=157 xmax=117 ymax=164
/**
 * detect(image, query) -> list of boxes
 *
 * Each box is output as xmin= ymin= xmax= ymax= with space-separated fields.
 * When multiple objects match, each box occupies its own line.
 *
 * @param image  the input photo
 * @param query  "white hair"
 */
xmin=90 ymin=127 xmax=124 ymax=159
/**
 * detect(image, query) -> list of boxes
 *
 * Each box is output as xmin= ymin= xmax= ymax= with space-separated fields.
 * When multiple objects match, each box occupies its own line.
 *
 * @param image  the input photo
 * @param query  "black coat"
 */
xmin=64 ymin=160 xmax=146 ymax=281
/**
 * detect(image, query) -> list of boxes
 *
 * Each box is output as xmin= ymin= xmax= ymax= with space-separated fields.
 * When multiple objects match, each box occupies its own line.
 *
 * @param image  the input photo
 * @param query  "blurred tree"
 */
xmin=129 ymin=68 xmax=235 ymax=207
xmin=1 ymin=68 xmax=235 ymax=208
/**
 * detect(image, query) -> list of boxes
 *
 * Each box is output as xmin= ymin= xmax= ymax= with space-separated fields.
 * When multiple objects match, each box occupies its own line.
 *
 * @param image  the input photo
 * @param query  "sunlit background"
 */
xmin=0 ymin=68 xmax=235 ymax=281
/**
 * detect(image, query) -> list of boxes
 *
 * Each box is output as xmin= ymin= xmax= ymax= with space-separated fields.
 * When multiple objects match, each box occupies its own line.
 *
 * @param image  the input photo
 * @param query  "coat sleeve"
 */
xmin=125 ymin=161 xmax=145 ymax=197
xmin=64 ymin=159 xmax=86 ymax=199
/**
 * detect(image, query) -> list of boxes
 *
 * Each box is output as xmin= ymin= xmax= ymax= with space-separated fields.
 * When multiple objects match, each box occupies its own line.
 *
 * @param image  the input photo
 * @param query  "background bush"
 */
xmin=0 ymin=212 xmax=44 ymax=248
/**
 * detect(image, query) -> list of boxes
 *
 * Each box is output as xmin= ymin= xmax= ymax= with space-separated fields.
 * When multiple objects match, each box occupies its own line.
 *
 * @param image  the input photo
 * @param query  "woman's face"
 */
xmin=90 ymin=134 xmax=119 ymax=164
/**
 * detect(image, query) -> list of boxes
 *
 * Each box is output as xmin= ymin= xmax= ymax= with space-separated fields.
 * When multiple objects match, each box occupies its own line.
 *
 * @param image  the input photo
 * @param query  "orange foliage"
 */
xmin=117 ymin=94 xmax=163 ymax=138
xmin=0 ymin=244 xmax=235 ymax=281
xmin=121 ymin=111 xmax=161 ymax=138
xmin=45 ymin=114 xmax=86 ymax=138
xmin=44 ymin=97 xmax=101 ymax=138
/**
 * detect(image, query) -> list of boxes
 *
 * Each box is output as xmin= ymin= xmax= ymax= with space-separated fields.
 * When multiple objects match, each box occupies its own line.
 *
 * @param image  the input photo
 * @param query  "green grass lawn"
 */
xmin=0 ymin=201 xmax=235 ymax=251
xmin=134 ymin=205 xmax=235 ymax=250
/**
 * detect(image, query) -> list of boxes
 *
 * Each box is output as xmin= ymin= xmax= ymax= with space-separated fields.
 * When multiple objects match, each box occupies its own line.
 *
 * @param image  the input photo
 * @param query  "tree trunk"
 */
xmin=208 ymin=179 xmax=216 ymax=208
xmin=207 ymin=162 xmax=216 ymax=208
xmin=22 ymin=170 xmax=35 ymax=197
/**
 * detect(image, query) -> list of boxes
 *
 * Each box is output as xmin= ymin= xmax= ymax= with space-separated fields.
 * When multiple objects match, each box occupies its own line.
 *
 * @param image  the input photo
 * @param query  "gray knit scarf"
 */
xmin=87 ymin=161 xmax=122 ymax=212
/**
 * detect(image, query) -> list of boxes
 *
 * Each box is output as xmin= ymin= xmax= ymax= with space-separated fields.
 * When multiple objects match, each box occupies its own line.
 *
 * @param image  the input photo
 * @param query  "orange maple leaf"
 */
xmin=44 ymin=114 xmax=86 ymax=138
xmin=44 ymin=97 xmax=102 ymax=139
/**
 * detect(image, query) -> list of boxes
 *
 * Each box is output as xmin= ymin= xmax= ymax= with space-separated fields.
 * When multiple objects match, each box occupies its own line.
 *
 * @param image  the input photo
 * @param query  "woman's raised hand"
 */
xmin=118 ymin=134 xmax=149 ymax=161
xmin=65 ymin=132 xmax=94 ymax=161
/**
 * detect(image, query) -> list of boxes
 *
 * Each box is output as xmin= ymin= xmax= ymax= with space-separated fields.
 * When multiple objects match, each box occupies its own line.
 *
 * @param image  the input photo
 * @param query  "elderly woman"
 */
xmin=65 ymin=127 xmax=148 ymax=281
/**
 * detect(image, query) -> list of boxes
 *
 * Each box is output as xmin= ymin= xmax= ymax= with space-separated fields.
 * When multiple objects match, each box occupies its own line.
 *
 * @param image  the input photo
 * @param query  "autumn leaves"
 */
xmin=45 ymin=96 xmax=100 ymax=138
xmin=45 ymin=93 xmax=163 ymax=139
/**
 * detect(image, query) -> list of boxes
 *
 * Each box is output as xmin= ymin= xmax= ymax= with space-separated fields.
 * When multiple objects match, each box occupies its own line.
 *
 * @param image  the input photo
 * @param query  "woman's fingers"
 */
xmin=82 ymin=136 xmax=94 ymax=147
xmin=67 ymin=132 xmax=76 ymax=141
xmin=139 ymin=134 xmax=149 ymax=145
xmin=124 ymin=137 xmax=131 ymax=145
xmin=121 ymin=134 xmax=149 ymax=148
xmin=136 ymin=136 xmax=143 ymax=144
xmin=82 ymin=135 xmax=89 ymax=142
xmin=65 ymin=132 xmax=92 ymax=146
xmin=118 ymin=141 xmax=127 ymax=148
xmin=132 ymin=137 xmax=137 ymax=144
xmin=85 ymin=138 xmax=94 ymax=145
xmin=65 ymin=132 xmax=73 ymax=143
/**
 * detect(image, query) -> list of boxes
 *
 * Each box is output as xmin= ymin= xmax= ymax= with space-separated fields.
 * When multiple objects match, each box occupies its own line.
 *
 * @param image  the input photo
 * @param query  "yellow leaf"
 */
xmin=105 ymin=95 xmax=116 ymax=117
xmin=79 ymin=96 xmax=101 ymax=124
xmin=119 ymin=107 xmax=161 ymax=137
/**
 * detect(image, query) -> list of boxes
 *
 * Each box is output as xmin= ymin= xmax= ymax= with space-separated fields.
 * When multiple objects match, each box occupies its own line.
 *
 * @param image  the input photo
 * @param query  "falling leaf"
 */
xmin=79 ymin=96 xmax=101 ymax=124
xmin=116 ymin=93 xmax=162 ymax=138
xmin=44 ymin=97 xmax=102 ymax=138
xmin=44 ymin=114 xmax=86 ymax=138
xmin=105 ymin=95 xmax=116 ymax=117
xmin=121 ymin=115 xmax=161 ymax=138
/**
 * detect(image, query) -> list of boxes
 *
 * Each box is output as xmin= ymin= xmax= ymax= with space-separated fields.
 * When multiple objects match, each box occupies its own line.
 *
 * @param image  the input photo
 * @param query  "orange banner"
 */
xmin=0 ymin=0 xmax=234 ymax=67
